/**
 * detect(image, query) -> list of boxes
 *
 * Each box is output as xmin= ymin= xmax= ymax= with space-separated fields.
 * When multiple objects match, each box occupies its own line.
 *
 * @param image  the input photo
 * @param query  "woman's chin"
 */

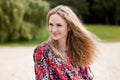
xmin=52 ymin=38 xmax=59 ymax=40
xmin=51 ymin=37 xmax=59 ymax=40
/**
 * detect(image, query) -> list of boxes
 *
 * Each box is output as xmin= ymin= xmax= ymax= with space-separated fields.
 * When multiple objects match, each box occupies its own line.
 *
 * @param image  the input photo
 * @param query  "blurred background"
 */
xmin=0 ymin=0 xmax=120 ymax=45
xmin=0 ymin=0 xmax=120 ymax=80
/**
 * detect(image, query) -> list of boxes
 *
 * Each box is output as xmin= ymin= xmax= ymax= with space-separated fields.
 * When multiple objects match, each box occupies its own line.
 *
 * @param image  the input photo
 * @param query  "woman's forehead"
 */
xmin=49 ymin=14 xmax=66 ymax=23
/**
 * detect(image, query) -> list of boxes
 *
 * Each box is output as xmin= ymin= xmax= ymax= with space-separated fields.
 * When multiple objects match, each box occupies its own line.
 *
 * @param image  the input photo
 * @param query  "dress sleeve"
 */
xmin=33 ymin=46 xmax=49 ymax=80
xmin=84 ymin=66 xmax=94 ymax=80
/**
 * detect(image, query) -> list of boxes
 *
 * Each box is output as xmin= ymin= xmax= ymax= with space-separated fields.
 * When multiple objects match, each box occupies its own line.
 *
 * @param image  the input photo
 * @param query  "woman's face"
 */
xmin=48 ymin=14 xmax=69 ymax=41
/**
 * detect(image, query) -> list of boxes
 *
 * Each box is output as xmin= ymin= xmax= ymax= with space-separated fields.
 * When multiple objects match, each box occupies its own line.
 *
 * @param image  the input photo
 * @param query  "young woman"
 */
xmin=33 ymin=5 xmax=98 ymax=80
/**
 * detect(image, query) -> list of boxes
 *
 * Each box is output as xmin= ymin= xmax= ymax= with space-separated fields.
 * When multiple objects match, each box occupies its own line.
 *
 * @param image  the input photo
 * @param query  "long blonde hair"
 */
xmin=46 ymin=5 xmax=98 ymax=67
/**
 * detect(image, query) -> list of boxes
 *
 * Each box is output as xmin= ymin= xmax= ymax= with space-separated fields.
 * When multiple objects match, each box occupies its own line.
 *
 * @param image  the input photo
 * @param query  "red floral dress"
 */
xmin=33 ymin=43 xmax=94 ymax=80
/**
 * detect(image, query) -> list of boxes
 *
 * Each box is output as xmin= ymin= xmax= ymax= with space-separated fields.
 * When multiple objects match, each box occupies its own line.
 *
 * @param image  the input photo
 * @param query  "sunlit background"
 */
xmin=0 ymin=0 xmax=120 ymax=80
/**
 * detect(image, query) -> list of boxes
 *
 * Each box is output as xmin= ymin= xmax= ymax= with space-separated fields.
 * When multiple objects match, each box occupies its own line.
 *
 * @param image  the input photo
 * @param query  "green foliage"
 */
xmin=0 ymin=0 xmax=50 ymax=43
xmin=1 ymin=24 xmax=120 ymax=46
xmin=46 ymin=0 xmax=89 ymax=18
xmin=24 ymin=0 xmax=49 ymax=27
xmin=90 ymin=0 xmax=120 ymax=24
xmin=46 ymin=0 xmax=120 ymax=25
xmin=0 ymin=26 xmax=49 ymax=46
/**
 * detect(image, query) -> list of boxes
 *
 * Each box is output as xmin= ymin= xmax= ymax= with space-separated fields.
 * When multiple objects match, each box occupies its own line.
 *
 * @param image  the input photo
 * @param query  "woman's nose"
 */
xmin=52 ymin=27 xmax=58 ymax=32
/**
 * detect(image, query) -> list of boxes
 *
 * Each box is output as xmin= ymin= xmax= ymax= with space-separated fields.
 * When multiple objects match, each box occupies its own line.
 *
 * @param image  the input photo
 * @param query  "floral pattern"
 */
xmin=33 ymin=43 xmax=94 ymax=80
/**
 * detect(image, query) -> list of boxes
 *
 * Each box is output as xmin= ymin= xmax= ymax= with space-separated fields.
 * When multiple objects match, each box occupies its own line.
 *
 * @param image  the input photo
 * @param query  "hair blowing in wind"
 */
xmin=46 ymin=5 xmax=98 ymax=67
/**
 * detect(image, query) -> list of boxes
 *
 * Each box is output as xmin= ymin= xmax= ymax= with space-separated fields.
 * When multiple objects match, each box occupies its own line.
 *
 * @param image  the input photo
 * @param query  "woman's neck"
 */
xmin=58 ymin=39 xmax=67 ymax=52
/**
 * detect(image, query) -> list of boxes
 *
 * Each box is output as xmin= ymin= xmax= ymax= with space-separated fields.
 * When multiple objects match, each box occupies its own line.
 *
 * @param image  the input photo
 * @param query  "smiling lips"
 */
xmin=52 ymin=33 xmax=59 ymax=37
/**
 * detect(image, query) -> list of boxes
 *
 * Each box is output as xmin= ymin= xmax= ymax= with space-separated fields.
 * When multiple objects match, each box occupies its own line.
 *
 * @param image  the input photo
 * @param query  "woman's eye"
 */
xmin=57 ymin=24 xmax=62 ymax=27
xmin=49 ymin=23 xmax=53 ymax=26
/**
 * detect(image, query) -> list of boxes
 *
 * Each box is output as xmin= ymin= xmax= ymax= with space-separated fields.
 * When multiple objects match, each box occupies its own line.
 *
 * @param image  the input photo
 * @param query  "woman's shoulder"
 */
xmin=34 ymin=42 xmax=50 ymax=52
xmin=33 ymin=42 xmax=52 ymax=61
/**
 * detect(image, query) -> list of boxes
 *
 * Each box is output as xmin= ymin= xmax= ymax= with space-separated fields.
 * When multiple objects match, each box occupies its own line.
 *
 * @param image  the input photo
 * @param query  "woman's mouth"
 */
xmin=53 ymin=33 xmax=58 ymax=36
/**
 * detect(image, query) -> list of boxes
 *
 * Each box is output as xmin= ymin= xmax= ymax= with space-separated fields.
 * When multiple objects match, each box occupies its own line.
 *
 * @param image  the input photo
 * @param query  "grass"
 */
xmin=0 ymin=24 xmax=120 ymax=46
xmin=86 ymin=24 xmax=120 ymax=42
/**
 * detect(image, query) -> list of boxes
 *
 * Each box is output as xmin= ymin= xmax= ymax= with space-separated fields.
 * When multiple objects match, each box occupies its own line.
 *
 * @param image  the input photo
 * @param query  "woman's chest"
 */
xmin=47 ymin=53 xmax=82 ymax=80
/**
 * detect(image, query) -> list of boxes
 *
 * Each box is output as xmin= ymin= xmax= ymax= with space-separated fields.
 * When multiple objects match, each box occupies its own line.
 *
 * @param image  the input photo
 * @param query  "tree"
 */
xmin=46 ymin=0 xmax=89 ymax=21
xmin=114 ymin=0 xmax=120 ymax=25
xmin=91 ymin=0 xmax=120 ymax=25
xmin=0 ymin=0 xmax=50 ymax=43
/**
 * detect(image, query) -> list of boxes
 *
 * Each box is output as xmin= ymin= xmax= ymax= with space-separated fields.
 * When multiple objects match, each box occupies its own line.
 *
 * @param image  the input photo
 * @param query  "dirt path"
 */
xmin=0 ymin=46 xmax=35 ymax=80
xmin=0 ymin=42 xmax=120 ymax=80
xmin=92 ymin=42 xmax=120 ymax=80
